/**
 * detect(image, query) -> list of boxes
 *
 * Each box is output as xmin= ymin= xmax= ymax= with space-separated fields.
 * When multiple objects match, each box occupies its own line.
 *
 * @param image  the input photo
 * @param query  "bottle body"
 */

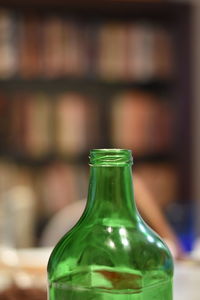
xmin=48 ymin=149 xmax=173 ymax=299
xmin=48 ymin=220 xmax=173 ymax=299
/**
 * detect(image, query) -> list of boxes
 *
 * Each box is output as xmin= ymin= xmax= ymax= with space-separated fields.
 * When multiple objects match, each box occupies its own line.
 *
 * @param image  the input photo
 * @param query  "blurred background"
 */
xmin=0 ymin=0 xmax=199 ymax=256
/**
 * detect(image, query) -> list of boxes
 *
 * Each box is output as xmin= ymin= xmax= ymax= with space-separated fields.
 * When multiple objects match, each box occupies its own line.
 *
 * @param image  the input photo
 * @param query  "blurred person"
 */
xmin=40 ymin=174 xmax=183 ymax=258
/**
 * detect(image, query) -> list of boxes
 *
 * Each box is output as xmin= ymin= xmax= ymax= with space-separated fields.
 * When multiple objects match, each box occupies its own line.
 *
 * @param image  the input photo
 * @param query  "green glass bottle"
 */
xmin=48 ymin=149 xmax=173 ymax=299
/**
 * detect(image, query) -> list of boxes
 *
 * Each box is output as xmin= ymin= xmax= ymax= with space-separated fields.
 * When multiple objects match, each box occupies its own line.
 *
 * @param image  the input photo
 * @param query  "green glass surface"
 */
xmin=48 ymin=149 xmax=173 ymax=299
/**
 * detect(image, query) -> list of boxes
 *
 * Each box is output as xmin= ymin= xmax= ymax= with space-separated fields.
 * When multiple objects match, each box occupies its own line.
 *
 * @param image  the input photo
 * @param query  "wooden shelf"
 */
xmin=0 ymin=77 xmax=171 ymax=94
xmin=0 ymin=2 xmax=190 ymax=28
xmin=0 ymin=151 xmax=175 ymax=167
xmin=0 ymin=1 xmax=190 ymax=17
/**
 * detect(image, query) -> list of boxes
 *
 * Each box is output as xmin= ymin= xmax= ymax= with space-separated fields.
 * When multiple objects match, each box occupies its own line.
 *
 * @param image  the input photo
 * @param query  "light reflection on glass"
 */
xmin=108 ymin=239 xmax=115 ymax=249
xmin=147 ymin=235 xmax=154 ymax=243
xmin=121 ymin=237 xmax=129 ymax=247
xmin=139 ymin=223 xmax=146 ymax=233
xmin=107 ymin=226 xmax=113 ymax=233
xmin=157 ymin=241 xmax=164 ymax=248
xmin=119 ymin=227 xmax=127 ymax=236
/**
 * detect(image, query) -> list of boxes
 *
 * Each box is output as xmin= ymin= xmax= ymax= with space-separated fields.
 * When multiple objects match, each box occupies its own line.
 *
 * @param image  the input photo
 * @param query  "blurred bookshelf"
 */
xmin=0 ymin=1 xmax=193 ymax=247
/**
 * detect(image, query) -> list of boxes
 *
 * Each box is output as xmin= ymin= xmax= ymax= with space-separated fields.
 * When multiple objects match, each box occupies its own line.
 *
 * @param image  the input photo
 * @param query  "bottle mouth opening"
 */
xmin=89 ymin=149 xmax=133 ymax=166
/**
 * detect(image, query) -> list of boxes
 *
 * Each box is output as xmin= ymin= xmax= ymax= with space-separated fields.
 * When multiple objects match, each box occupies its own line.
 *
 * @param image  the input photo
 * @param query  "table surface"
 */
xmin=174 ymin=261 xmax=200 ymax=300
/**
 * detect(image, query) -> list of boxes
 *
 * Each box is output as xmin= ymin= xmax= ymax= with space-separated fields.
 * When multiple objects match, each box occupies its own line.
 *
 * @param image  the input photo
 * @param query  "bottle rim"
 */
xmin=89 ymin=149 xmax=133 ymax=166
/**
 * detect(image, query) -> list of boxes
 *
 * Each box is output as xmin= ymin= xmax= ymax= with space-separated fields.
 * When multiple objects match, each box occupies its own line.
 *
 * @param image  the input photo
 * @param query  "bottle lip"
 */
xmin=89 ymin=149 xmax=133 ymax=166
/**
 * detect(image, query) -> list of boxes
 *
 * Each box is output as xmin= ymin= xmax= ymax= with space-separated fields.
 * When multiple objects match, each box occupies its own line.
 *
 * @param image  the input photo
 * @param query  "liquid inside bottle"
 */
xmin=48 ymin=149 xmax=173 ymax=299
xmin=50 ymin=271 xmax=172 ymax=299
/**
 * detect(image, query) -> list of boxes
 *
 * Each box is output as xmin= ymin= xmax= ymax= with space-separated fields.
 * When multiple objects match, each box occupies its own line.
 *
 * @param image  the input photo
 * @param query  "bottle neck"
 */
xmin=85 ymin=164 xmax=137 ymax=225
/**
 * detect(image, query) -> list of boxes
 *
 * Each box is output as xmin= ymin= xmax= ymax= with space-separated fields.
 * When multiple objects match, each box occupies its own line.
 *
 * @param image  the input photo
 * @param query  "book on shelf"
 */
xmin=97 ymin=22 xmax=128 ymax=80
xmin=42 ymin=15 xmax=65 ymax=78
xmin=0 ymin=10 xmax=18 ymax=78
xmin=10 ymin=93 xmax=26 ymax=154
xmin=9 ymin=93 xmax=52 ymax=158
xmin=55 ymin=92 xmax=90 ymax=156
xmin=62 ymin=20 xmax=90 ymax=77
xmin=128 ymin=23 xmax=155 ymax=81
xmin=0 ymin=93 xmax=10 ymax=151
xmin=154 ymin=26 xmax=173 ymax=79
xmin=23 ymin=93 xmax=53 ymax=157
xmin=18 ymin=15 xmax=42 ymax=78
xmin=111 ymin=90 xmax=174 ymax=155
xmin=54 ymin=92 xmax=100 ymax=157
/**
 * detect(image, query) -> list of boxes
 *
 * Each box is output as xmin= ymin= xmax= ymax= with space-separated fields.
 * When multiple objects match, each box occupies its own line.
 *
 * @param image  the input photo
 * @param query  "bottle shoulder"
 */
xmin=48 ymin=218 xmax=173 ymax=281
